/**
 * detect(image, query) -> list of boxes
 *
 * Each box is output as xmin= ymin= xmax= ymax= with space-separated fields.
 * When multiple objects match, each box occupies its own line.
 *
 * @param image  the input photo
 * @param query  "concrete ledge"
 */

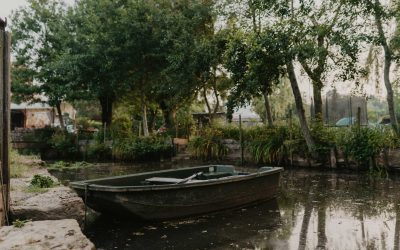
xmin=0 ymin=219 xmax=95 ymax=250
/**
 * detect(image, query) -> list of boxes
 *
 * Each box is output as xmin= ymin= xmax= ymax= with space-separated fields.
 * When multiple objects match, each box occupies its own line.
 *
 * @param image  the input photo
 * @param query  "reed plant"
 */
xmin=189 ymin=128 xmax=229 ymax=161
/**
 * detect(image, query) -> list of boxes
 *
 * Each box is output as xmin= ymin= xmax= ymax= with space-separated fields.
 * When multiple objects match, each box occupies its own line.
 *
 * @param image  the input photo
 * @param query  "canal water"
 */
xmin=51 ymin=165 xmax=400 ymax=250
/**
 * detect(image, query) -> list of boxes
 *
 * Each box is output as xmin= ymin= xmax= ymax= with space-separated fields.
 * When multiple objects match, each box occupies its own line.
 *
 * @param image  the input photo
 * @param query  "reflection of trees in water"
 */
xmin=281 ymin=170 xmax=400 ymax=250
xmin=298 ymin=178 xmax=314 ymax=250
xmin=316 ymin=177 xmax=327 ymax=249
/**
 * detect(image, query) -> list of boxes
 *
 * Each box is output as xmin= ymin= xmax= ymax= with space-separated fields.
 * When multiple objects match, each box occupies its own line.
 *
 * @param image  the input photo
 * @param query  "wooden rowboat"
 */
xmin=70 ymin=165 xmax=283 ymax=220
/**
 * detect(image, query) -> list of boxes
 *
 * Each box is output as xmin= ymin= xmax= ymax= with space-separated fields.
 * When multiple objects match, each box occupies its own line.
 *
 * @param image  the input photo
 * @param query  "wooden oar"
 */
xmin=176 ymin=172 xmax=203 ymax=184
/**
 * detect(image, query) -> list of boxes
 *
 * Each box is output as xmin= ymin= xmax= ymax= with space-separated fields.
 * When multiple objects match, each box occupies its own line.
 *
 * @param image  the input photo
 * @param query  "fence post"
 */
xmin=239 ymin=115 xmax=243 ymax=166
xmin=0 ymin=21 xmax=11 ymax=226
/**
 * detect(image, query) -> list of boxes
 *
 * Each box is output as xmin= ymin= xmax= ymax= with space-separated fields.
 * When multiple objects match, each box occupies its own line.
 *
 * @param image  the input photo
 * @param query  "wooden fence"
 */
xmin=0 ymin=18 xmax=11 ymax=226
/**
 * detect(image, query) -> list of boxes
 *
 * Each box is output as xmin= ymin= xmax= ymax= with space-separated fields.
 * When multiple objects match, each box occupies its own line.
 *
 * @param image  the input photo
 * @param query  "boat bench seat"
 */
xmin=198 ymin=172 xmax=232 ymax=180
xmin=145 ymin=177 xmax=203 ymax=184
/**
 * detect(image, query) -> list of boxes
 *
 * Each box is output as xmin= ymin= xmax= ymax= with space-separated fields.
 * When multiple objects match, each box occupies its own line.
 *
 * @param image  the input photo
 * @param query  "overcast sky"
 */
xmin=1 ymin=0 xmax=28 ymax=20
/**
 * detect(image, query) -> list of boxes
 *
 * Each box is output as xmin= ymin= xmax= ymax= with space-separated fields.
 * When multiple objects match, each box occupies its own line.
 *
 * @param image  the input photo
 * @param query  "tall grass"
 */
xmin=10 ymin=150 xmax=39 ymax=178
xmin=189 ymin=128 xmax=229 ymax=161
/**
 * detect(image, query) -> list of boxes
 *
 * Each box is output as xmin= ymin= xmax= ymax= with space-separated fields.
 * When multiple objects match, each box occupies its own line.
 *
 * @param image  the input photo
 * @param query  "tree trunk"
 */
xmin=148 ymin=109 xmax=157 ymax=133
xmin=313 ymin=83 xmax=323 ymax=122
xmin=375 ymin=0 xmax=398 ymax=134
xmin=203 ymin=87 xmax=212 ymax=114
xmin=212 ymin=73 xmax=220 ymax=115
xmin=99 ymin=96 xmax=113 ymax=126
xmin=142 ymin=102 xmax=149 ymax=137
xmin=287 ymin=61 xmax=317 ymax=155
xmin=55 ymin=102 xmax=65 ymax=130
xmin=263 ymin=90 xmax=274 ymax=127
xmin=159 ymin=101 xmax=176 ymax=130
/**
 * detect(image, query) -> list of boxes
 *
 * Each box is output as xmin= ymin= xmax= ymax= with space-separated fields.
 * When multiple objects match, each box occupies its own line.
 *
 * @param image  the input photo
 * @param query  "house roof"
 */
xmin=11 ymin=102 xmax=52 ymax=110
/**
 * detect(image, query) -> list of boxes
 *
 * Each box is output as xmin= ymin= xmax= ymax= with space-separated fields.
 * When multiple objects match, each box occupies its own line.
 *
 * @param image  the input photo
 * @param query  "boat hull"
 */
xmin=71 ymin=166 xmax=283 ymax=220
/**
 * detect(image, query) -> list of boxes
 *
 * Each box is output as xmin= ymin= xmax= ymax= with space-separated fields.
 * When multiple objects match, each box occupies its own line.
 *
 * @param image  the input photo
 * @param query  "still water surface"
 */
xmin=51 ymin=164 xmax=400 ymax=250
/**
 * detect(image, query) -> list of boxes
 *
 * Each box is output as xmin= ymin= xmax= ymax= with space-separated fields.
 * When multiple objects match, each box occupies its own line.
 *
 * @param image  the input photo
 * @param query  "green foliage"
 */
xmin=49 ymin=131 xmax=77 ymax=156
xmin=113 ymin=136 xmax=173 ymax=162
xmin=47 ymin=161 xmax=93 ymax=171
xmin=13 ymin=219 xmax=31 ymax=228
xmin=189 ymin=128 xmax=229 ymax=161
xmin=336 ymin=127 xmax=397 ymax=168
xmin=217 ymin=124 xmax=241 ymax=141
xmin=110 ymin=116 xmax=134 ymax=141
xmin=309 ymin=122 xmax=336 ymax=156
xmin=21 ymin=127 xmax=57 ymax=143
xmin=11 ymin=0 xmax=77 ymax=108
xmin=76 ymin=117 xmax=102 ymax=130
xmin=87 ymin=142 xmax=112 ymax=161
xmin=10 ymin=150 xmax=30 ymax=178
xmin=247 ymin=126 xmax=289 ymax=164
xmin=174 ymin=106 xmax=196 ymax=138
xmin=30 ymin=175 xmax=54 ymax=188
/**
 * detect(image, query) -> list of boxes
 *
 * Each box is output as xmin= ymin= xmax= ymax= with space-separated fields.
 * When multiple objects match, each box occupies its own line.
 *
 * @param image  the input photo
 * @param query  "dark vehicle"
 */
xmin=70 ymin=165 xmax=283 ymax=220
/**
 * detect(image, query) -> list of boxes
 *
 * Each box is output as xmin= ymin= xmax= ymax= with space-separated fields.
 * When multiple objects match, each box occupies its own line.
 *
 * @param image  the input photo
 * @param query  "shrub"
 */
xmin=48 ymin=130 xmax=78 ymax=157
xmin=113 ymin=136 xmax=173 ymax=161
xmin=309 ymin=121 xmax=336 ymax=161
xmin=10 ymin=150 xmax=30 ymax=178
xmin=189 ymin=128 xmax=229 ymax=161
xmin=30 ymin=174 xmax=54 ymax=188
xmin=13 ymin=219 xmax=30 ymax=228
xmin=335 ymin=127 xmax=397 ymax=168
xmin=247 ymin=126 xmax=289 ymax=164
xmin=76 ymin=117 xmax=102 ymax=130
xmin=87 ymin=142 xmax=112 ymax=160
xmin=217 ymin=124 xmax=241 ymax=140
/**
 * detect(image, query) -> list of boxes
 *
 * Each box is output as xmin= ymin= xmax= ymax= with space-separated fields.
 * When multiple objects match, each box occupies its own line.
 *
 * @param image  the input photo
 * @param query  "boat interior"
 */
xmin=79 ymin=165 xmax=275 ymax=187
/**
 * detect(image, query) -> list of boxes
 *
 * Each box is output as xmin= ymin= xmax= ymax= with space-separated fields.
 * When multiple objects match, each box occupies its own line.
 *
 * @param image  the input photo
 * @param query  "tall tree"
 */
xmin=194 ymin=31 xmax=231 ymax=123
xmin=225 ymin=29 xmax=284 ymax=127
xmin=147 ymin=0 xmax=219 ymax=128
xmin=294 ymin=1 xmax=361 ymax=122
xmin=354 ymin=0 xmax=399 ymax=134
xmin=11 ymin=0 xmax=73 ymax=130
xmin=65 ymin=0 xmax=148 ymax=126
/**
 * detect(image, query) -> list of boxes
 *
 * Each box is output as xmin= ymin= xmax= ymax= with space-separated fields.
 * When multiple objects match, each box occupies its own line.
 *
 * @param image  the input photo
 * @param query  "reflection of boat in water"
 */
xmin=85 ymin=199 xmax=282 ymax=250
xmin=70 ymin=165 xmax=283 ymax=220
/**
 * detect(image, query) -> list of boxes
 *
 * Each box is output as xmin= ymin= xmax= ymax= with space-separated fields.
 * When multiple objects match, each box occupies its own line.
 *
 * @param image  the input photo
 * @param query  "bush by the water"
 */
xmin=49 ymin=130 xmax=78 ymax=157
xmin=30 ymin=175 xmax=54 ymax=188
xmin=113 ymin=136 xmax=174 ymax=161
xmin=335 ymin=127 xmax=398 ymax=169
xmin=189 ymin=128 xmax=229 ymax=161
xmin=87 ymin=142 xmax=113 ymax=160
xmin=247 ymin=126 xmax=289 ymax=165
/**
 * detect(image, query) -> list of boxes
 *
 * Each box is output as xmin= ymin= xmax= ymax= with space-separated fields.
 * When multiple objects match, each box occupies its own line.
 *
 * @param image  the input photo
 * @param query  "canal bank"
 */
xmin=2 ymin=153 xmax=94 ymax=249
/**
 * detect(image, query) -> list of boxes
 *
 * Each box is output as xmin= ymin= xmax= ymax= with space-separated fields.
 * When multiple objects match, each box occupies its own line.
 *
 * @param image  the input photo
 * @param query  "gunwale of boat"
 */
xmin=70 ymin=165 xmax=283 ymax=192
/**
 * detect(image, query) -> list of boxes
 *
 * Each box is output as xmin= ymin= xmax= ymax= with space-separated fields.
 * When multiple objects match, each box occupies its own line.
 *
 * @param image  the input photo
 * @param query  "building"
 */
xmin=11 ymin=102 xmax=76 ymax=130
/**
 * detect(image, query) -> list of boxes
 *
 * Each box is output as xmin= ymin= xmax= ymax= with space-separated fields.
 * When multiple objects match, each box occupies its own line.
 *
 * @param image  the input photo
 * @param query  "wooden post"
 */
xmin=0 ymin=28 xmax=4 ymax=227
xmin=325 ymin=95 xmax=329 ymax=125
xmin=239 ymin=115 xmax=243 ymax=166
xmin=357 ymin=107 xmax=361 ymax=130
xmin=349 ymin=96 xmax=353 ymax=126
xmin=289 ymin=109 xmax=293 ymax=167
xmin=0 ymin=21 xmax=11 ymax=226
